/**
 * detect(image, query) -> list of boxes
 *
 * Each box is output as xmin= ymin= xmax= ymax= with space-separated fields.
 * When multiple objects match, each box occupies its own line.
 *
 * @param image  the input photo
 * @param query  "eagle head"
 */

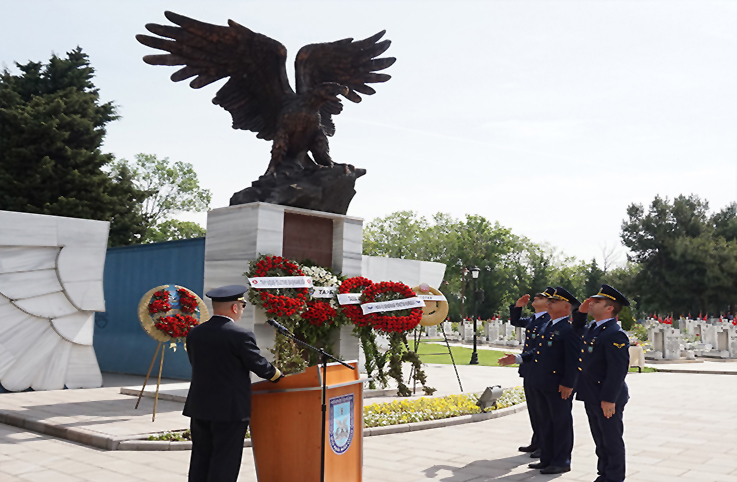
xmin=314 ymin=82 xmax=349 ymax=100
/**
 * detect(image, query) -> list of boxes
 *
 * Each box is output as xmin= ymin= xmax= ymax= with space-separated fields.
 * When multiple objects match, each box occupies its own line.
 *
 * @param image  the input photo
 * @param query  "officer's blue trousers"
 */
xmin=523 ymin=379 xmax=540 ymax=448
xmin=189 ymin=418 xmax=250 ymax=482
xmin=531 ymin=388 xmax=574 ymax=468
xmin=584 ymin=401 xmax=626 ymax=482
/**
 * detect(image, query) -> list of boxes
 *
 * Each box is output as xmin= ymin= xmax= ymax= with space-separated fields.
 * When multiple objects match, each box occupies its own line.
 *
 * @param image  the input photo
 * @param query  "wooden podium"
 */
xmin=251 ymin=361 xmax=364 ymax=482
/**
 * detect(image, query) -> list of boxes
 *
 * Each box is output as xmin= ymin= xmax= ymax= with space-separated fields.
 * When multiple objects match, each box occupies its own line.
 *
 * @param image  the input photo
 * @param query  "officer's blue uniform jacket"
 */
xmin=184 ymin=315 xmax=280 ymax=422
xmin=520 ymin=316 xmax=582 ymax=391
xmin=509 ymin=306 xmax=550 ymax=378
xmin=573 ymin=315 xmax=630 ymax=404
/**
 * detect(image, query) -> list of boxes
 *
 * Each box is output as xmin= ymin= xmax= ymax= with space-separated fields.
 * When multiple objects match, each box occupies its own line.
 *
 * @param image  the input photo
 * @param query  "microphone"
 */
xmin=266 ymin=319 xmax=290 ymax=334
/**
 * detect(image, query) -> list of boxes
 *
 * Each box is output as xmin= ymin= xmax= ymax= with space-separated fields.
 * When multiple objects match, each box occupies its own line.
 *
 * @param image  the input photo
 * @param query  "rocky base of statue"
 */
xmin=229 ymin=160 xmax=366 ymax=215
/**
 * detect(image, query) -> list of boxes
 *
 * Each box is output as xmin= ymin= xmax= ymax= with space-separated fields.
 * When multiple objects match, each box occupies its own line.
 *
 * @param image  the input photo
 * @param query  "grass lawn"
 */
xmin=410 ymin=342 xmax=658 ymax=372
xmin=410 ymin=342 xmax=516 ymax=367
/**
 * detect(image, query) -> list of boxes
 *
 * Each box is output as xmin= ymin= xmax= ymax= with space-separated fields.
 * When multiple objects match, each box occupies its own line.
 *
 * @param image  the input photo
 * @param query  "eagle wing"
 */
xmin=295 ymin=31 xmax=395 ymax=136
xmin=136 ymin=11 xmax=294 ymax=140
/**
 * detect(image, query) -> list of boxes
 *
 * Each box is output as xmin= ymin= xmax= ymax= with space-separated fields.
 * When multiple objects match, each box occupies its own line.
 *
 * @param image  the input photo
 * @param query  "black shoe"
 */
xmin=528 ymin=462 xmax=548 ymax=469
xmin=530 ymin=449 xmax=541 ymax=458
xmin=540 ymin=465 xmax=571 ymax=474
xmin=518 ymin=445 xmax=537 ymax=452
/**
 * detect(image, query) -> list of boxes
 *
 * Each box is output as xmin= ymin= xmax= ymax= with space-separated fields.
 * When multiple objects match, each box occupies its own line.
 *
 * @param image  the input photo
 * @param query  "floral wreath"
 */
xmin=138 ymin=285 xmax=209 ymax=345
xmin=338 ymin=276 xmax=374 ymax=327
xmin=300 ymin=265 xmax=340 ymax=327
xmin=360 ymin=281 xmax=423 ymax=333
xmin=246 ymin=254 xmax=308 ymax=321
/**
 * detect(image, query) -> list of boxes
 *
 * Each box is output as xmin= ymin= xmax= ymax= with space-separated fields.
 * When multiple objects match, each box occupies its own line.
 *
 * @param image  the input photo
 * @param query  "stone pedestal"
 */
xmin=204 ymin=202 xmax=363 ymax=360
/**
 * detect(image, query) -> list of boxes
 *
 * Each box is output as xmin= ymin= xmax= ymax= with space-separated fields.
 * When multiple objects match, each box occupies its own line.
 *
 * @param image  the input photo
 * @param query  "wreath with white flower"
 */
xmin=295 ymin=264 xmax=346 ymax=365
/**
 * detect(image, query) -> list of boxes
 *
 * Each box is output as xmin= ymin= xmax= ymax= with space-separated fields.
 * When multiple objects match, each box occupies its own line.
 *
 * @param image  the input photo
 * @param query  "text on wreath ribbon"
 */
xmin=361 ymin=297 xmax=425 ymax=314
xmin=248 ymin=276 xmax=313 ymax=289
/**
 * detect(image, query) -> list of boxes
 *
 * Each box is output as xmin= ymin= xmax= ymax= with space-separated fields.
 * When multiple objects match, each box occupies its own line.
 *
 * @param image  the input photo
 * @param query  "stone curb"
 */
xmin=0 ymin=409 xmax=133 ymax=450
xmin=649 ymin=368 xmax=737 ymax=375
xmin=1 ymin=393 xmax=526 ymax=451
xmin=119 ymin=402 xmax=526 ymax=450
xmin=122 ymin=385 xmax=397 ymax=404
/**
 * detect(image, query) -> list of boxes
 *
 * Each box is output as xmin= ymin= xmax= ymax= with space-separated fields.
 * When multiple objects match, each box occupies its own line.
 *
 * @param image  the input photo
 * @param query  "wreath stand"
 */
xmin=135 ymin=284 xmax=209 ymax=422
xmin=134 ymin=341 xmax=166 ymax=422
xmin=406 ymin=322 xmax=463 ymax=393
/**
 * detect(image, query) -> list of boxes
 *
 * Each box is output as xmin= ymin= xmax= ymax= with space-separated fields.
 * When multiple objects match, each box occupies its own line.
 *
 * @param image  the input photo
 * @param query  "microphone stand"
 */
xmin=268 ymin=321 xmax=355 ymax=482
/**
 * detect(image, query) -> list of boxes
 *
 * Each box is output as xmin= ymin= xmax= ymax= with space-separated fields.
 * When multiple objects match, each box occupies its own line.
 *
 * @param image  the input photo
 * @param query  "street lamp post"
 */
xmin=469 ymin=266 xmax=480 ymax=365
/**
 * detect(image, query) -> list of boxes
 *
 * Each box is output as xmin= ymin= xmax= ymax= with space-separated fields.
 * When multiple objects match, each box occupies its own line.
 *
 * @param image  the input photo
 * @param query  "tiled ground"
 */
xmin=0 ymin=369 xmax=735 ymax=481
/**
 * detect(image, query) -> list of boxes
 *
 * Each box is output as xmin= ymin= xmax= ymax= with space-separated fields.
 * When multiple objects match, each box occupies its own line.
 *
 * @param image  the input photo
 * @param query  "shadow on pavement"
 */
xmin=423 ymin=453 xmax=566 ymax=481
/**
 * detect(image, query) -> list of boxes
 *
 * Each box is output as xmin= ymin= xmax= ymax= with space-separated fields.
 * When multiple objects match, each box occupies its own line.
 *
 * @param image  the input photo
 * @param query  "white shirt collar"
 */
xmin=534 ymin=311 xmax=548 ymax=319
xmin=595 ymin=317 xmax=615 ymax=328
xmin=550 ymin=315 xmax=568 ymax=325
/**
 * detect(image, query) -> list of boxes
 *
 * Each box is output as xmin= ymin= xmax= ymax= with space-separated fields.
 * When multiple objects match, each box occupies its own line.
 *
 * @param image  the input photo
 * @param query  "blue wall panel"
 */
xmin=93 ymin=238 xmax=206 ymax=379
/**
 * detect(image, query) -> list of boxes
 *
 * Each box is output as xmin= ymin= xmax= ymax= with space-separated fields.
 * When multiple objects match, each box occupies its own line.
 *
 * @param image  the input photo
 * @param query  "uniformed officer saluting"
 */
xmin=508 ymin=286 xmax=554 ymax=458
xmin=574 ymin=284 xmax=631 ymax=482
xmin=184 ymin=285 xmax=282 ymax=482
xmin=499 ymin=286 xmax=582 ymax=475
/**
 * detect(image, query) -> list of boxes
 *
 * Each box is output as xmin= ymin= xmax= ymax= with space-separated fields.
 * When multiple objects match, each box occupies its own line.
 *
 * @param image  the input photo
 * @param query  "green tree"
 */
xmin=111 ymin=153 xmax=211 ymax=243
xmin=144 ymin=219 xmax=207 ymax=243
xmin=583 ymin=259 xmax=606 ymax=297
xmin=621 ymin=195 xmax=737 ymax=315
xmin=0 ymin=48 xmax=147 ymax=246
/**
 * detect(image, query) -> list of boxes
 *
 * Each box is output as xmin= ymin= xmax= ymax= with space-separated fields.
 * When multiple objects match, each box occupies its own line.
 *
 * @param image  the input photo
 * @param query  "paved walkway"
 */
xmin=1 ymin=367 xmax=736 ymax=481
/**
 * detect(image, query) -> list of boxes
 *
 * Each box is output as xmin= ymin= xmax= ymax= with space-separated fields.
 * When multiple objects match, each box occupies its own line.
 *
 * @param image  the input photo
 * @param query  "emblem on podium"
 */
xmin=329 ymin=394 xmax=355 ymax=454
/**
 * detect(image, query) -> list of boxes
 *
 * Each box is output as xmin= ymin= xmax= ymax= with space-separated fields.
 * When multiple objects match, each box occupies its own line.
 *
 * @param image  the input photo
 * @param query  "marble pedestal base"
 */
xmin=203 ymin=202 xmax=363 ymax=360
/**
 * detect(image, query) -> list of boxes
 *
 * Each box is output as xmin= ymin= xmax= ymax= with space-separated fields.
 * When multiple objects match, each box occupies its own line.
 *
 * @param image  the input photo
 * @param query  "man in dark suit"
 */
xmin=574 ymin=284 xmax=630 ymax=482
xmin=500 ymin=286 xmax=582 ymax=475
xmin=508 ymin=287 xmax=554 ymax=457
xmin=184 ymin=285 xmax=282 ymax=482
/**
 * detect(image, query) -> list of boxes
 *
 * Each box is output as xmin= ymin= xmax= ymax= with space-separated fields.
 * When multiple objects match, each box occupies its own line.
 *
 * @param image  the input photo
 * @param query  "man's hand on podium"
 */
xmin=269 ymin=368 xmax=285 ymax=383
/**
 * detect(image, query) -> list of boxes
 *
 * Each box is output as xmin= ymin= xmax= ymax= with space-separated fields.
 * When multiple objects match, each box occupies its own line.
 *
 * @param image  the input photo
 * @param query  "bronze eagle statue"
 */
xmin=136 ymin=12 xmax=395 ymax=174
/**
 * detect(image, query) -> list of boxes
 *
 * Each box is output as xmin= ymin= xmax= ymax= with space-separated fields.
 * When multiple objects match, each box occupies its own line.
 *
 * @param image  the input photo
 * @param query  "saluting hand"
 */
xmin=559 ymin=385 xmax=573 ymax=399
xmin=579 ymin=298 xmax=592 ymax=314
xmin=498 ymin=354 xmax=517 ymax=366
xmin=601 ymin=401 xmax=616 ymax=418
xmin=515 ymin=294 xmax=530 ymax=308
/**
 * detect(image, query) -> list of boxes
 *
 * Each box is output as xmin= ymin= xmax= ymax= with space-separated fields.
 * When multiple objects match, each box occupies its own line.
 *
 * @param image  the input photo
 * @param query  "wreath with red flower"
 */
xmin=246 ymin=254 xmax=308 ymax=321
xmin=338 ymin=276 xmax=374 ymax=327
xmin=360 ymin=281 xmax=423 ymax=333
xmin=138 ymin=285 xmax=209 ymax=345
xmin=301 ymin=301 xmax=338 ymax=327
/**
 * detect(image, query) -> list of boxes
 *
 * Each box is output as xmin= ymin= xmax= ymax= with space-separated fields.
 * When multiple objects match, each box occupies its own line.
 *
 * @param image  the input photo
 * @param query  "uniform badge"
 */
xmin=613 ymin=342 xmax=625 ymax=349
xmin=547 ymin=340 xmax=552 ymax=347
xmin=588 ymin=346 xmax=594 ymax=353
xmin=531 ymin=334 xmax=536 ymax=339
xmin=329 ymin=394 xmax=354 ymax=455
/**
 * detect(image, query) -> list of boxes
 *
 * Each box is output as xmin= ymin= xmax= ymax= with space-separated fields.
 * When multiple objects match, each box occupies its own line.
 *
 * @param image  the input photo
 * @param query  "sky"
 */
xmin=2 ymin=0 xmax=736 ymax=267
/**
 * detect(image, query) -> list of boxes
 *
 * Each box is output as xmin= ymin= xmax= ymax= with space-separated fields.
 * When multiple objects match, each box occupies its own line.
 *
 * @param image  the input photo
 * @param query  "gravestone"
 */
xmin=485 ymin=320 xmax=501 ymax=344
xmin=459 ymin=320 xmax=474 ymax=342
xmin=701 ymin=324 xmax=719 ymax=349
xmin=424 ymin=325 xmax=438 ymax=338
xmin=515 ymin=326 xmax=525 ymax=347
xmin=647 ymin=325 xmax=681 ymax=360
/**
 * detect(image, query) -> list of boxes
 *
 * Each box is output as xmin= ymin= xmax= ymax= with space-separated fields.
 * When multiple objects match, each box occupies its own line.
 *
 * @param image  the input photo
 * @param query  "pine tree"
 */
xmin=0 ymin=47 xmax=146 ymax=245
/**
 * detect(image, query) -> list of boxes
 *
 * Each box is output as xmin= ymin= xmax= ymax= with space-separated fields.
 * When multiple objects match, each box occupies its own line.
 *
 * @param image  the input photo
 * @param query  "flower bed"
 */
xmin=147 ymin=388 xmax=527 ymax=441
xmin=363 ymin=387 xmax=525 ymax=428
